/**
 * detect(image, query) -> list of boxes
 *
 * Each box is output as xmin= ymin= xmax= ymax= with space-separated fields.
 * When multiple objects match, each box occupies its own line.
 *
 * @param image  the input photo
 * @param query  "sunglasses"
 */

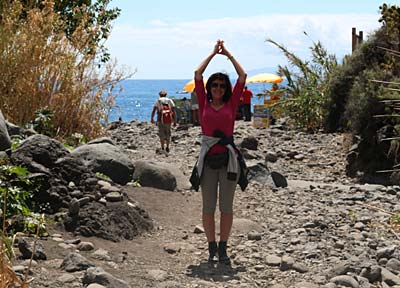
xmin=211 ymin=82 xmax=227 ymax=89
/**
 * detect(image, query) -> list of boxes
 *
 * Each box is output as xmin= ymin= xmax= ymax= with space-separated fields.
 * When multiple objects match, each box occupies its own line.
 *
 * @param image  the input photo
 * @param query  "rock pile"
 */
xmin=1 ymin=124 xmax=153 ymax=242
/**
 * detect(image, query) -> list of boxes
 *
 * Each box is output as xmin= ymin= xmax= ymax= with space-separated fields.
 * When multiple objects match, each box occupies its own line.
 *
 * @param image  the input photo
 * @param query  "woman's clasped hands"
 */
xmin=213 ymin=40 xmax=232 ymax=59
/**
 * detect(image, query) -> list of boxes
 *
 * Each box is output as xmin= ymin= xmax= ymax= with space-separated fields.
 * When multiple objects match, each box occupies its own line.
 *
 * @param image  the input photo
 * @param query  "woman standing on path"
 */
xmin=193 ymin=40 xmax=246 ymax=263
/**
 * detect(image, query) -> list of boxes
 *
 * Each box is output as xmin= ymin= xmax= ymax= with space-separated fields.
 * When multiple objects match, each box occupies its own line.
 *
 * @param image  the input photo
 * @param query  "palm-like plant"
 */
xmin=267 ymin=33 xmax=337 ymax=131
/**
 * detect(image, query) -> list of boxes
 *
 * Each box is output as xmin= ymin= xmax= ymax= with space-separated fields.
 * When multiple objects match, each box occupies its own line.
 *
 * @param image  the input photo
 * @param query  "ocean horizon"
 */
xmin=108 ymin=79 xmax=279 ymax=123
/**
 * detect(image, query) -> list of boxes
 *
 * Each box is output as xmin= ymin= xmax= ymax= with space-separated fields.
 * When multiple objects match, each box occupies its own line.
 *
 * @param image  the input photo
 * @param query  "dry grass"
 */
xmin=1 ymin=167 xmax=26 ymax=288
xmin=0 ymin=0 xmax=128 ymax=141
xmin=1 ymin=231 xmax=35 ymax=288
xmin=1 ymin=211 xmax=44 ymax=287
xmin=0 ymin=254 xmax=28 ymax=288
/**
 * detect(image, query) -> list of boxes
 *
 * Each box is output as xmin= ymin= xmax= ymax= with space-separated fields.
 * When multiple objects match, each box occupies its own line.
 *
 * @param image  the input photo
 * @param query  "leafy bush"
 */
xmin=0 ymin=158 xmax=46 ymax=287
xmin=0 ymin=163 xmax=32 ymax=220
xmin=324 ymin=28 xmax=389 ymax=132
xmin=326 ymin=3 xmax=400 ymax=183
xmin=326 ymin=3 xmax=400 ymax=132
xmin=267 ymin=35 xmax=337 ymax=131
xmin=344 ymin=68 xmax=388 ymax=135
xmin=29 ymin=107 xmax=55 ymax=136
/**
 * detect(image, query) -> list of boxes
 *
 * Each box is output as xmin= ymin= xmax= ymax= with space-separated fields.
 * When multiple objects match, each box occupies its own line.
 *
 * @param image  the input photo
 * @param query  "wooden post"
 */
xmin=358 ymin=31 xmax=363 ymax=46
xmin=352 ymin=27 xmax=364 ymax=52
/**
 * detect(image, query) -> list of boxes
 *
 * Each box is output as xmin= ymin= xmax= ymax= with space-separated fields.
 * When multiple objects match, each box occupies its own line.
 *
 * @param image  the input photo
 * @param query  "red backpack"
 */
xmin=159 ymin=102 xmax=173 ymax=124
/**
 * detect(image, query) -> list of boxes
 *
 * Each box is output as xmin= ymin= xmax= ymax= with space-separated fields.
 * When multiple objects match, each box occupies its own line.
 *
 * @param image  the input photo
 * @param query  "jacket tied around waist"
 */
xmin=190 ymin=135 xmax=248 ymax=192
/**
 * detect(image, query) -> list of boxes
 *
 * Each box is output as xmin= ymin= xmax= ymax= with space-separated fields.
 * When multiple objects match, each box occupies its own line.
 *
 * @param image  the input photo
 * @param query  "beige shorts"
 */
xmin=191 ymin=104 xmax=199 ymax=110
xmin=200 ymin=165 xmax=238 ymax=214
xmin=158 ymin=122 xmax=171 ymax=140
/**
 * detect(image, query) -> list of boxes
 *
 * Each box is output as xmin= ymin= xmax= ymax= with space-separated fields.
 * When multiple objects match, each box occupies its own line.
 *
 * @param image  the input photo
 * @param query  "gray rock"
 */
xmin=163 ymin=243 xmax=182 ymax=254
xmin=232 ymin=218 xmax=263 ymax=234
xmin=331 ymin=275 xmax=359 ymax=288
xmin=105 ymin=192 xmax=124 ymax=202
xmin=266 ymin=255 xmax=281 ymax=266
xmin=381 ymin=267 xmax=400 ymax=286
xmin=87 ymin=284 xmax=107 ymax=288
xmin=133 ymin=160 xmax=177 ymax=191
xmin=386 ymin=258 xmax=400 ymax=273
xmin=293 ymin=262 xmax=309 ymax=273
xmin=327 ymin=263 xmax=353 ymax=278
xmin=71 ymin=141 xmax=134 ymax=185
xmin=240 ymin=136 xmax=258 ymax=150
xmin=377 ymin=246 xmax=396 ymax=260
xmin=294 ymin=282 xmax=319 ymax=288
xmin=68 ymin=198 xmax=80 ymax=215
xmin=57 ymin=274 xmax=76 ymax=283
xmin=321 ymin=284 xmax=336 ymax=288
xmin=355 ymin=276 xmax=371 ymax=288
xmin=83 ymin=267 xmax=130 ymax=288
xmin=280 ymin=256 xmax=294 ymax=271
xmin=147 ymin=269 xmax=168 ymax=281
xmin=359 ymin=265 xmax=381 ymax=283
xmin=93 ymin=248 xmax=111 ymax=261
xmin=265 ymin=152 xmax=278 ymax=163
xmin=247 ymin=231 xmax=262 ymax=241
xmin=60 ymin=252 xmax=95 ymax=272
xmin=11 ymin=134 xmax=69 ymax=173
xmin=77 ymin=242 xmax=95 ymax=251
xmin=18 ymin=238 xmax=47 ymax=260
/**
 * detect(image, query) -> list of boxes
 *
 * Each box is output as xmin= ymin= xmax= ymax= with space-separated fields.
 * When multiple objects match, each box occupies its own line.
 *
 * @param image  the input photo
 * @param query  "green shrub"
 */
xmin=0 ymin=163 xmax=32 ymax=219
xmin=29 ymin=107 xmax=55 ymax=136
xmin=344 ymin=68 xmax=389 ymax=135
xmin=267 ymin=35 xmax=337 ymax=131
xmin=324 ymin=29 xmax=389 ymax=132
xmin=325 ymin=3 xmax=400 ymax=132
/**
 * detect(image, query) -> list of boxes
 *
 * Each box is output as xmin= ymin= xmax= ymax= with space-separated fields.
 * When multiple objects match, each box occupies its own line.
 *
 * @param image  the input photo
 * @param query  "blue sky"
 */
xmin=106 ymin=0 xmax=387 ymax=79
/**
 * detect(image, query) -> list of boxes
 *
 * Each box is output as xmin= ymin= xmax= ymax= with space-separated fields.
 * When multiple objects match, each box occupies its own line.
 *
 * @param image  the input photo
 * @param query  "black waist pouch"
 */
xmin=205 ymin=152 xmax=229 ymax=169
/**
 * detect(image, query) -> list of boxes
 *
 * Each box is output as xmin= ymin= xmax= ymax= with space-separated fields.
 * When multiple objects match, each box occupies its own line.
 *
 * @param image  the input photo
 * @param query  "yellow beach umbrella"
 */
xmin=246 ymin=73 xmax=283 ymax=84
xmin=183 ymin=79 xmax=207 ymax=93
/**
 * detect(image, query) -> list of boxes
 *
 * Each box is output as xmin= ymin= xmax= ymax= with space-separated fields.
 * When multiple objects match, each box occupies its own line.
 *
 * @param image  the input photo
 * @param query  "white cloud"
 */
xmin=107 ymin=13 xmax=381 ymax=79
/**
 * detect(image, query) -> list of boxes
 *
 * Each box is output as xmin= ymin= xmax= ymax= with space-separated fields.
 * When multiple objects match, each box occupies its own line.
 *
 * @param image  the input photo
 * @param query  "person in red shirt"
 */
xmin=240 ymin=86 xmax=253 ymax=121
xmin=194 ymin=40 xmax=246 ymax=264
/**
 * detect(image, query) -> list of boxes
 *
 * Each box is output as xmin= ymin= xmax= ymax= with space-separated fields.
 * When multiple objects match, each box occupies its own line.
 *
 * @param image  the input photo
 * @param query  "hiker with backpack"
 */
xmin=150 ymin=90 xmax=176 ymax=153
xmin=190 ymin=40 xmax=247 ymax=264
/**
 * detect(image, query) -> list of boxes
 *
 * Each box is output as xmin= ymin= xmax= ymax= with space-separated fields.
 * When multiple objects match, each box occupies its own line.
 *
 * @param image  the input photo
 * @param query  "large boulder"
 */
xmin=133 ymin=160 xmax=177 ymax=191
xmin=71 ymin=139 xmax=134 ymax=185
xmin=0 ymin=110 xmax=11 ymax=151
xmin=10 ymin=134 xmax=70 ymax=174
xmin=156 ymin=162 xmax=191 ymax=191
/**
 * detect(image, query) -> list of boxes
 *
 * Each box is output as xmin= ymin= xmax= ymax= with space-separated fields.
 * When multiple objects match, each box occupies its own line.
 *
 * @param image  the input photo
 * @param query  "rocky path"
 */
xmin=18 ymin=120 xmax=400 ymax=287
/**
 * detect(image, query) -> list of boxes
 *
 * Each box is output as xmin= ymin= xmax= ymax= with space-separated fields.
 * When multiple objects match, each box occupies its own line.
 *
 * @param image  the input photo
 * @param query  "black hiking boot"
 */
xmin=218 ymin=241 xmax=231 ymax=264
xmin=208 ymin=241 xmax=218 ymax=262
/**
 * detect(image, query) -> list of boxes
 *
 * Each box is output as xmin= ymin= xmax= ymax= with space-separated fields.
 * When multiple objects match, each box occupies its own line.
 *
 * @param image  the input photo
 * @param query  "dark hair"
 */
xmin=205 ymin=72 xmax=232 ymax=103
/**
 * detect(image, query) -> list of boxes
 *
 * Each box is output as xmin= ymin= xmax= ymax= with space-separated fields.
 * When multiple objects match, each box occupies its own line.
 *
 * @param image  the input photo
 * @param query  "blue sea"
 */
xmin=108 ymin=79 xmax=276 ymax=123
